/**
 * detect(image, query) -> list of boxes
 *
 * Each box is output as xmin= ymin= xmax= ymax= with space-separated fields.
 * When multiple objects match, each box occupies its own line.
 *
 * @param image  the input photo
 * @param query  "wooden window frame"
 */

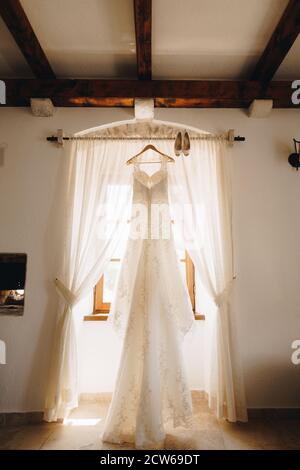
xmin=84 ymin=253 xmax=205 ymax=321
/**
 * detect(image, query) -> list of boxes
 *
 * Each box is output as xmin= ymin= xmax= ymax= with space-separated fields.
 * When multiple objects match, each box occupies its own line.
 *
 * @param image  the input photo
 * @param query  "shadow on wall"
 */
xmin=245 ymin=360 xmax=300 ymax=409
xmin=274 ymin=139 xmax=294 ymax=167
xmin=24 ymin=150 xmax=67 ymax=411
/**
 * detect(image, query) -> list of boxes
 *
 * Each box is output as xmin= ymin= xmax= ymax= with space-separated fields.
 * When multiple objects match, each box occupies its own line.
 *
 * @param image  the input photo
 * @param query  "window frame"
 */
xmin=84 ymin=252 xmax=205 ymax=321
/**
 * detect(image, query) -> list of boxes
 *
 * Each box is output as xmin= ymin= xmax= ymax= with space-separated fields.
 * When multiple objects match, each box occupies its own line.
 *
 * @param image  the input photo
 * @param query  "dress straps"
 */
xmin=160 ymin=158 xmax=167 ymax=171
xmin=133 ymin=159 xmax=167 ymax=174
xmin=133 ymin=162 xmax=140 ymax=173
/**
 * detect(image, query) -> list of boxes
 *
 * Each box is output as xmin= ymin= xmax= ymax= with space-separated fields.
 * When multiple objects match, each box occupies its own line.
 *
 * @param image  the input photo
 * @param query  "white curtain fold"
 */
xmin=44 ymin=138 xmax=132 ymax=421
xmin=45 ymin=125 xmax=247 ymax=423
xmin=164 ymin=139 xmax=247 ymax=422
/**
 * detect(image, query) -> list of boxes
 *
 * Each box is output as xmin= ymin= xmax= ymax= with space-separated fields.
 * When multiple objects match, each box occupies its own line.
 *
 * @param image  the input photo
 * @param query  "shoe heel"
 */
xmin=183 ymin=131 xmax=190 ymax=156
xmin=174 ymin=131 xmax=182 ymax=157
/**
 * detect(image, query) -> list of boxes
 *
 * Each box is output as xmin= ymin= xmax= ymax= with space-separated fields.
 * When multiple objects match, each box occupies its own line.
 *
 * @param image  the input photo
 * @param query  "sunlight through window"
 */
xmin=63 ymin=418 xmax=102 ymax=426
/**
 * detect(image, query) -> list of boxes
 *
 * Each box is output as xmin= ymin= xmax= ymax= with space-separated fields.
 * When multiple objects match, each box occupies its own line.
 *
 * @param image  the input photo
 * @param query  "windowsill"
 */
xmin=84 ymin=313 xmax=205 ymax=322
xmin=84 ymin=314 xmax=109 ymax=321
xmin=194 ymin=313 xmax=205 ymax=321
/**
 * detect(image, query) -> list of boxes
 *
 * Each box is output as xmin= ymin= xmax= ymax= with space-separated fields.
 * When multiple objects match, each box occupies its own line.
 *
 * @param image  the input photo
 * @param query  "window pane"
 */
xmin=172 ymin=219 xmax=185 ymax=255
xmin=179 ymin=260 xmax=186 ymax=281
xmin=103 ymin=261 xmax=120 ymax=303
xmin=176 ymin=248 xmax=186 ymax=261
xmin=112 ymin=238 xmax=128 ymax=259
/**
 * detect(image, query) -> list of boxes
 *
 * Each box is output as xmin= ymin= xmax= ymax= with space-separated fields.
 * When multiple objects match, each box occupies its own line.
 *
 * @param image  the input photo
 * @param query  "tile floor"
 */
xmin=0 ymin=393 xmax=299 ymax=450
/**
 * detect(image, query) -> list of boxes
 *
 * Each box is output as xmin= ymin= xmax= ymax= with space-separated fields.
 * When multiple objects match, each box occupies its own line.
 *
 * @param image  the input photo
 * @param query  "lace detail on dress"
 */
xmin=103 ymin=161 xmax=195 ymax=449
xmin=133 ymin=169 xmax=167 ymax=189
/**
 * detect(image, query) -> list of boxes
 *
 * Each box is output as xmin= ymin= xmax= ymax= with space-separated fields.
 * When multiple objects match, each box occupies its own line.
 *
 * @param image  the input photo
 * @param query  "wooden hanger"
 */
xmin=126 ymin=144 xmax=175 ymax=166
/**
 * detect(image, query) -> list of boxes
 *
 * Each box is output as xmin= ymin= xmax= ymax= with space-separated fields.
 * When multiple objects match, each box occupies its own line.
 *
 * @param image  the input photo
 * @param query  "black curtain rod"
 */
xmin=46 ymin=135 xmax=246 ymax=142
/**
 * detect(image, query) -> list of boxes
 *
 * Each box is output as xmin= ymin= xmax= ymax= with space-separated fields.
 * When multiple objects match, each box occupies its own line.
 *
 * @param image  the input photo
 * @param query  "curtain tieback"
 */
xmin=54 ymin=278 xmax=77 ymax=307
xmin=214 ymin=280 xmax=234 ymax=308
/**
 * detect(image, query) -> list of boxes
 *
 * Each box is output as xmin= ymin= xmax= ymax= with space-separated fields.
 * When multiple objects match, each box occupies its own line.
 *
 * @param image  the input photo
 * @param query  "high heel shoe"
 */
xmin=174 ymin=131 xmax=182 ymax=157
xmin=182 ymin=131 xmax=190 ymax=156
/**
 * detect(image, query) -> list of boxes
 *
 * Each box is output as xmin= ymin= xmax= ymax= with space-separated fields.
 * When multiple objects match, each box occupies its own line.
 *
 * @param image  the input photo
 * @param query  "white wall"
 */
xmin=0 ymin=106 xmax=299 ymax=412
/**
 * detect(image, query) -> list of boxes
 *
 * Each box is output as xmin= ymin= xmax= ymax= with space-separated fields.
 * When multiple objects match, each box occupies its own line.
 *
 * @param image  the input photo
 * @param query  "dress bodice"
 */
xmin=132 ymin=162 xmax=169 ymax=205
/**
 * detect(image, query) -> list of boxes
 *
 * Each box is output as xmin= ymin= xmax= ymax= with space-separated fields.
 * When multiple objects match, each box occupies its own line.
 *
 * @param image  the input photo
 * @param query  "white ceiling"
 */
xmin=274 ymin=34 xmax=300 ymax=79
xmin=19 ymin=0 xmax=137 ymax=78
xmin=0 ymin=0 xmax=298 ymax=80
xmin=152 ymin=0 xmax=290 ymax=79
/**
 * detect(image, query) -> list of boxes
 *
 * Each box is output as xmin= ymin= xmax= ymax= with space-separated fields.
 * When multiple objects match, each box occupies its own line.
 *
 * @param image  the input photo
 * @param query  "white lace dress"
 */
xmin=102 ymin=162 xmax=195 ymax=449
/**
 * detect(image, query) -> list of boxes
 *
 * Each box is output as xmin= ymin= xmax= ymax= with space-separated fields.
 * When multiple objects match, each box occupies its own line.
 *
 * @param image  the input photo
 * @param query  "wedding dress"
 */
xmin=102 ymin=160 xmax=195 ymax=449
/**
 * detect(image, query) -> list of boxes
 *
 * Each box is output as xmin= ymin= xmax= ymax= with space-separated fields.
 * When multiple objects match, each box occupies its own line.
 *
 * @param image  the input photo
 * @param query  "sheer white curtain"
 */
xmin=44 ymin=137 xmax=132 ymax=422
xmin=164 ymin=137 xmax=247 ymax=422
xmin=45 ymin=125 xmax=247 ymax=423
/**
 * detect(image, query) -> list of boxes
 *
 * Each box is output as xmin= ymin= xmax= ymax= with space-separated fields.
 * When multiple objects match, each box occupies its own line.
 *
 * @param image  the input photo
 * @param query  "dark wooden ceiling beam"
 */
xmin=134 ymin=0 xmax=152 ymax=80
xmin=251 ymin=0 xmax=300 ymax=84
xmin=0 ymin=0 xmax=55 ymax=79
xmin=1 ymin=79 xmax=297 ymax=108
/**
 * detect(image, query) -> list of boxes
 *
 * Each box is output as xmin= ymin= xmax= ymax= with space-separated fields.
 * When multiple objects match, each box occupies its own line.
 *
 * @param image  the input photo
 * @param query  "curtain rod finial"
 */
xmin=57 ymin=129 xmax=64 ymax=147
xmin=228 ymin=129 xmax=235 ymax=147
